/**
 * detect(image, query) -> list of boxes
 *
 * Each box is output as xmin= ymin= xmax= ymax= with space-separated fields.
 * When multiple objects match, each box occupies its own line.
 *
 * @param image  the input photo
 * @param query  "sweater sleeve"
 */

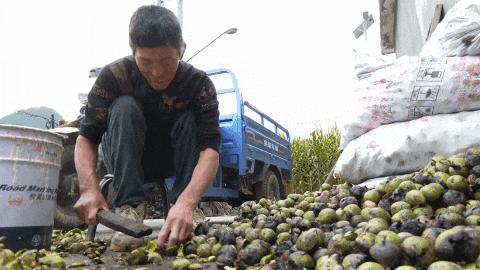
xmin=193 ymin=76 xmax=220 ymax=153
xmin=79 ymin=67 xmax=119 ymax=144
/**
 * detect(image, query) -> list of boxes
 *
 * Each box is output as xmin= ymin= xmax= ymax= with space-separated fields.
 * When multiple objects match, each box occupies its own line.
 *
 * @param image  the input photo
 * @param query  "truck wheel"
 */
xmin=54 ymin=205 xmax=86 ymax=231
xmin=54 ymin=161 xmax=109 ymax=230
xmin=255 ymin=170 xmax=285 ymax=200
xmin=54 ymin=159 xmax=108 ymax=230
xmin=54 ymin=173 xmax=86 ymax=230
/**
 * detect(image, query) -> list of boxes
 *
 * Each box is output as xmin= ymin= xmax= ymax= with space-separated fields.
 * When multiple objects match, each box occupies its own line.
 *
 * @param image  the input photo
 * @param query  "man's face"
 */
xmin=135 ymin=45 xmax=180 ymax=91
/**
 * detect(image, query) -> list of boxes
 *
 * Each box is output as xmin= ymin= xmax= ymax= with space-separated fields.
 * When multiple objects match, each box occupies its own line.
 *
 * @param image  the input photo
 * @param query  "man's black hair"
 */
xmin=129 ymin=5 xmax=186 ymax=57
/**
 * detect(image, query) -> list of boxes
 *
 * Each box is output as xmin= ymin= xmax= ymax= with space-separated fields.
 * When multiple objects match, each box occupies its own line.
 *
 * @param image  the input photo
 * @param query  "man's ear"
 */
xmin=179 ymin=41 xmax=187 ymax=60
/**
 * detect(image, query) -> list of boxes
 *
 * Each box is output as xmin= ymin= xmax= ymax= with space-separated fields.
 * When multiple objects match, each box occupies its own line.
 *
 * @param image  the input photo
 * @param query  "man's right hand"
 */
xmin=74 ymin=189 xmax=109 ymax=224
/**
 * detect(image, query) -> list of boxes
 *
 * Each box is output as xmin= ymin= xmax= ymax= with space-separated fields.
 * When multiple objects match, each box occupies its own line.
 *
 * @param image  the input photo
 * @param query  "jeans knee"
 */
xmin=107 ymin=96 xmax=145 ymax=131
xmin=173 ymin=110 xmax=196 ymax=129
xmin=170 ymin=110 xmax=197 ymax=147
xmin=110 ymin=96 xmax=143 ymax=116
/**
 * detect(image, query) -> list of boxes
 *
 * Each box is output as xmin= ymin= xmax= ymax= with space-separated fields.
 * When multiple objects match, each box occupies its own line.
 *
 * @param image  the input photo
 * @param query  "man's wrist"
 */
xmin=175 ymin=196 xmax=198 ymax=210
xmin=79 ymin=184 xmax=101 ymax=195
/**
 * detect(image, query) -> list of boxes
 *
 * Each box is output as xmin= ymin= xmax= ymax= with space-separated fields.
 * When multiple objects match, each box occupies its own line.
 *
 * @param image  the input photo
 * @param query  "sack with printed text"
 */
xmin=341 ymin=56 xmax=480 ymax=149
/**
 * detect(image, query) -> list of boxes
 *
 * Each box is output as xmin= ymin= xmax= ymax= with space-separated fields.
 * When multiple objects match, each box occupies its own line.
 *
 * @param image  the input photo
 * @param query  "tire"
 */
xmin=54 ymin=205 xmax=87 ymax=231
xmin=60 ymin=144 xmax=76 ymax=174
xmin=56 ymin=173 xmax=80 ymax=208
xmin=255 ymin=170 xmax=285 ymax=200
xmin=54 ymin=138 xmax=108 ymax=230
xmin=54 ymin=172 xmax=86 ymax=230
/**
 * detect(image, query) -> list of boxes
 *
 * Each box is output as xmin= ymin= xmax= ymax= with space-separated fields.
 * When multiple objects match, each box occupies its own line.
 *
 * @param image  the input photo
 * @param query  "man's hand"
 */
xmin=156 ymin=202 xmax=194 ymax=249
xmin=156 ymin=148 xmax=219 ymax=249
xmin=74 ymin=135 xmax=106 ymax=224
xmin=74 ymin=189 xmax=109 ymax=225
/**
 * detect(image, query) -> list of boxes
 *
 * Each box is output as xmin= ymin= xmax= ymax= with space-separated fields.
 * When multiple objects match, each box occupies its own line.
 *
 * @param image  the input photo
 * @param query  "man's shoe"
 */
xmin=110 ymin=202 xmax=147 ymax=252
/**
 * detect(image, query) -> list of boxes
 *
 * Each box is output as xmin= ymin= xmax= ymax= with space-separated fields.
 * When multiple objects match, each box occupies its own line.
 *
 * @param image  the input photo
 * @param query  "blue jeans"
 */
xmin=100 ymin=96 xmax=199 ymax=207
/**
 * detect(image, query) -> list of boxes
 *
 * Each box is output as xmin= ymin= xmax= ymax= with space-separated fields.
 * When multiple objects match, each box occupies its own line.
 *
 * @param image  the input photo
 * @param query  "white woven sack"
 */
xmin=335 ymin=110 xmax=480 ymax=184
xmin=341 ymin=56 xmax=480 ymax=149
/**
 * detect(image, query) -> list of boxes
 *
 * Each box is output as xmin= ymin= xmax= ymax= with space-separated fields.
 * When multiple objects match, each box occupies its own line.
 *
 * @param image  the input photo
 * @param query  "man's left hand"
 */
xmin=156 ymin=202 xmax=194 ymax=249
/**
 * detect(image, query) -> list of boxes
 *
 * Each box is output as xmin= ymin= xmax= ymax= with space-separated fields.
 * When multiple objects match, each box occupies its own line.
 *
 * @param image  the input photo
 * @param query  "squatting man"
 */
xmin=74 ymin=5 xmax=220 ymax=251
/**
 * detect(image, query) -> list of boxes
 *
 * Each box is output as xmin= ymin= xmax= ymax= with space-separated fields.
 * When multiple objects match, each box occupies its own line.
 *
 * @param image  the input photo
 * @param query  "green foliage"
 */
xmin=287 ymin=126 xmax=341 ymax=194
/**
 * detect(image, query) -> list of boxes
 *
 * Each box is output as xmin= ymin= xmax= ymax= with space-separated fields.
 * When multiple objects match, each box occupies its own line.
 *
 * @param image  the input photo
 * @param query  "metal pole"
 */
xmin=50 ymin=114 xmax=55 ymax=129
xmin=177 ymin=0 xmax=183 ymax=29
xmin=186 ymin=33 xmax=225 ymax=62
xmin=186 ymin=28 xmax=237 ymax=63
xmin=94 ymin=216 xmax=236 ymax=237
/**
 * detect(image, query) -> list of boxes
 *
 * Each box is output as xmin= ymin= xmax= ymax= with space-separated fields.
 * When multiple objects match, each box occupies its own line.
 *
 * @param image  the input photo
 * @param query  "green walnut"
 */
xmin=288 ymin=251 xmax=314 ymax=269
xmin=318 ymin=208 xmax=338 ymax=224
xmin=303 ymin=210 xmax=316 ymax=221
xmin=448 ymin=155 xmax=469 ymax=176
xmin=258 ymin=198 xmax=269 ymax=207
xmin=390 ymin=201 xmax=411 ymax=215
xmin=467 ymin=200 xmax=480 ymax=210
xmin=256 ymin=207 xmax=269 ymax=216
xmin=413 ymin=206 xmax=434 ymax=218
xmin=366 ymin=218 xmax=389 ymax=235
xmin=344 ymin=204 xmax=361 ymax=216
xmin=245 ymin=228 xmax=260 ymax=243
xmin=433 ymin=156 xmax=450 ymax=173
xmin=397 ymin=181 xmax=417 ymax=192
xmin=38 ymin=253 xmax=66 ymax=270
xmin=428 ymin=261 xmax=463 ymax=270
xmin=401 ymin=236 xmax=434 ymax=267
xmin=259 ymin=228 xmax=276 ymax=244
xmin=297 ymin=200 xmax=311 ymax=212
xmin=394 ymin=266 xmax=417 ymax=270
xmin=321 ymin=183 xmax=331 ymax=191
xmin=196 ymin=243 xmax=212 ymax=258
xmin=357 ymin=262 xmax=385 ymax=270
xmin=172 ymin=258 xmax=191 ymax=270
xmin=384 ymin=178 xmax=402 ymax=194
xmin=361 ymin=207 xmax=391 ymax=221
xmin=187 ymin=263 xmax=203 ymax=270
xmin=466 ymin=215 xmax=480 ymax=225
xmin=354 ymin=232 xmax=376 ymax=253
xmin=316 ymin=255 xmax=343 ymax=270
xmin=375 ymin=230 xmax=401 ymax=246
xmin=342 ymin=254 xmax=367 ymax=269
xmin=211 ymin=243 xmax=222 ymax=257
xmin=0 ymin=249 xmax=15 ymax=265
xmin=433 ymin=172 xmax=450 ymax=185
xmin=363 ymin=190 xmax=381 ymax=203
xmin=327 ymin=234 xmax=352 ymax=256
xmin=392 ymin=209 xmax=414 ymax=223
xmin=420 ymin=183 xmax=445 ymax=201
xmin=405 ymin=190 xmax=426 ymax=206
xmin=276 ymin=232 xmax=291 ymax=245
xmin=296 ymin=228 xmax=324 ymax=252
xmin=446 ymin=175 xmax=469 ymax=191
xmin=398 ymin=232 xmax=414 ymax=242
xmin=276 ymin=223 xmax=290 ymax=234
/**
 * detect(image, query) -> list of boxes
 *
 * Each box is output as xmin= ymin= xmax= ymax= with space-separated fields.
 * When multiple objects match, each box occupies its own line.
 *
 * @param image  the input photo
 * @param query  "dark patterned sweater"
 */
xmin=79 ymin=56 xmax=220 ymax=152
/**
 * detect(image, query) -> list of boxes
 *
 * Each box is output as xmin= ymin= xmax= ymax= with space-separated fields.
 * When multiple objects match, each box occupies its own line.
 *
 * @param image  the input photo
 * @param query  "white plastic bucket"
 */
xmin=0 ymin=125 xmax=63 ymax=250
